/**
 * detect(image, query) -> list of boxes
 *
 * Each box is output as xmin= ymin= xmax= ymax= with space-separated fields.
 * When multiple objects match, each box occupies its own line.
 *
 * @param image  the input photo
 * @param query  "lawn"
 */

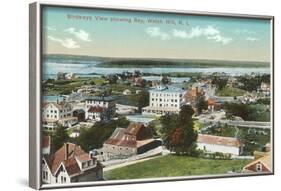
xmin=216 ymin=86 xmax=246 ymax=97
xmin=104 ymin=155 xmax=250 ymax=180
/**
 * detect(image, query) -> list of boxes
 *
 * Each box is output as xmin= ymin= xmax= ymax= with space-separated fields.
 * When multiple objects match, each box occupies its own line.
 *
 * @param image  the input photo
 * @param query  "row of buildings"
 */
xmin=42 ymin=96 xmax=116 ymax=130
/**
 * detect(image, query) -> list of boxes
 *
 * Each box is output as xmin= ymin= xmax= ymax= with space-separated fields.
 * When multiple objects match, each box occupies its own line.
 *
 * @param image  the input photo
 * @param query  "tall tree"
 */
xmin=52 ymin=125 xmax=69 ymax=152
xmin=160 ymin=105 xmax=198 ymax=156
xmin=196 ymin=96 xmax=208 ymax=114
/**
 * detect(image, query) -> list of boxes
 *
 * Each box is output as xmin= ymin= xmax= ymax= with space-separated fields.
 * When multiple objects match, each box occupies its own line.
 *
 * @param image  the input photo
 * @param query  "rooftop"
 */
xmin=44 ymin=143 xmax=99 ymax=176
xmin=86 ymin=96 xmax=115 ymax=102
xmin=197 ymin=134 xmax=241 ymax=147
xmin=149 ymin=85 xmax=186 ymax=94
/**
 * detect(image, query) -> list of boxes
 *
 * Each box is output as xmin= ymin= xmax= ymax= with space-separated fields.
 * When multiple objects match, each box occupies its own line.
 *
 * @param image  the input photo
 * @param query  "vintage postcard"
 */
xmin=39 ymin=4 xmax=273 ymax=187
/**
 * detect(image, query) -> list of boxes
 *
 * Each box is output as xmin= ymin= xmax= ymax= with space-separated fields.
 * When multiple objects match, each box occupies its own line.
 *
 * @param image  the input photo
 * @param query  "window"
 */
xmin=256 ymin=163 xmax=262 ymax=172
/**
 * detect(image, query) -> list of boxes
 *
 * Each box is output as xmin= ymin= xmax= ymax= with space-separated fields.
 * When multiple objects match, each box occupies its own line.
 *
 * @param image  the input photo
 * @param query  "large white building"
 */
xmin=142 ymin=85 xmax=186 ymax=115
xmin=42 ymin=102 xmax=78 ymax=130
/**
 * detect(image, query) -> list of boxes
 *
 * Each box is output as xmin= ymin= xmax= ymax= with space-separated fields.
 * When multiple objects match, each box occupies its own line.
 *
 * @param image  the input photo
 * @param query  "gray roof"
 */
xmin=85 ymin=96 xmax=116 ymax=102
xmin=149 ymin=85 xmax=186 ymax=94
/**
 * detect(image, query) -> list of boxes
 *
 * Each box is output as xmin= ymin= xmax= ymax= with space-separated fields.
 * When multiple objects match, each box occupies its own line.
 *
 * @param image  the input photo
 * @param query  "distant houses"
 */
xmin=42 ymin=102 xmax=78 ymax=130
xmin=42 ymin=143 xmax=104 ymax=184
xmin=197 ymin=134 xmax=243 ymax=156
xmin=142 ymin=85 xmax=186 ymax=116
xmin=56 ymin=72 xmax=76 ymax=80
xmin=260 ymin=82 xmax=271 ymax=96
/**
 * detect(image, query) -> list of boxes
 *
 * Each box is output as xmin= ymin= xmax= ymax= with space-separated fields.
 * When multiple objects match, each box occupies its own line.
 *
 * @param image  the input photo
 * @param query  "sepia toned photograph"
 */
xmin=33 ymin=3 xmax=273 ymax=188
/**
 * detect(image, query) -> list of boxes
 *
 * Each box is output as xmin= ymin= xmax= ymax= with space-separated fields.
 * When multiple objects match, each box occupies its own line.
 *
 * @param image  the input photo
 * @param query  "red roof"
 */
xmin=44 ymin=143 xmax=99 ymax=176
xmin=88 ymin=106 xmax=104 ymax=113
xmin=105 ymin=128 xmax=137 ymax=148
xmin=198 ymin=134 xmax=241 ymax=147
xmin=125 ymin=123 xmax=145 ymax=136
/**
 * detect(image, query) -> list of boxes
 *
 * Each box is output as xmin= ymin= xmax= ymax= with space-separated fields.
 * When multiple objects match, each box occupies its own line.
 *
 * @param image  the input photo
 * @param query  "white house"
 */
xmin=197 ymin=134 xmax=243 ymax=156
xmin=85 ymin=96 xmax=116 ymax=121
xmin=123 ymin=89 xmax=132 ymax=95
xmin=260 ymin=82 xmax=271 ymax=96
xmin=86 ymin=106 xmax=105 ymax=122
xmin=142 ymin=85 xmax=186 ymax=116
xmin=42 ymin=102 xmax=78 ymax=130
xmin=42 ymin=143 xmax=104 ymax=184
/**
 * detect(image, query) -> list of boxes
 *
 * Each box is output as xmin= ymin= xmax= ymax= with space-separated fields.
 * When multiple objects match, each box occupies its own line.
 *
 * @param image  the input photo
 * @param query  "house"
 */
xmin=42 ymin=102 xmax=78 ymax=130
xmin=100 ymin=123 xmax=161 ymax=160
xmin=56 ymin=72 xmax=66 ymax=80
xmin=123 ymin=89 xmax=132 ymax=95
xmin=207 ymin=98 xmax=223 ymax=112
xmin=243 ymin=143 xmax=272 ymax=173
xmin=197 ymin=134 xmax=243 ymax=156
xmin=242 ymin=152 xmax=271 ymax=173
xmin=142 ymin=85 xmax=186 ymax=116
xmin=65 ymin=73 xmax=76 ymax=80
xmin=260 ymin=82 xmax=271 ymax=96
xmin=42 ymin=143 xmax=104 ymax=184
xmin=86 ymin=106 xmax=105 ymax=122
xmin=73 ymin=109 xmax=85 ymax=122
xmin=42 ymin=135 xmax=51 ymax=155
xmin=85 ymin=96 xmax=116 ymax=121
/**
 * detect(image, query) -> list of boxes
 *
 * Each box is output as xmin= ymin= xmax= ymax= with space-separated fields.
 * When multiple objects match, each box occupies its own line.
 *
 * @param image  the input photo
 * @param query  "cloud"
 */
xmin=47 ymin=36 xmax=80 ymax=49
xmin=172 ymin=25 xmax=232 ymax=45
xmin=64 ymin=27 xmax=91 ymax=42
xmin=246 ymin=37 xmax=259 ymax=42
xmin=235 ymin=29 xmax=256 ymax=34
xmin=207 ymin=35 xmax=232 ymax=45
xmin=44 ymin=26 xmax=56 ymax=31
xmin=145 ymin=27 xmax=170 ymax=40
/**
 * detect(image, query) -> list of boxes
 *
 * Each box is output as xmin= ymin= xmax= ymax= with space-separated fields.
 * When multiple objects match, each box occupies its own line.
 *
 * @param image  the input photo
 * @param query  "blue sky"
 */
xmin=42 ymin=6 xmax=272 ymax=62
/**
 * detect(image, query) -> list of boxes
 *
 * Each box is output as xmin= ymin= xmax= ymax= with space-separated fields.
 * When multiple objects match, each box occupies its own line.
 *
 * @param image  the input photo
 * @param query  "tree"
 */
xmin=130 ymin=90 xmax=149 ymax=112
xmin=52 ymin=125 xmax=69 ymax=152
xmin=212 ymin=76 xmax=227 ymax=91
xmin=76 ymin=117 xmax=130 ymax=152
xmin=160 ymin=105 xmax=198 ymax=156
xmin=161 ymin=75 xmax=170 ymax=85
xmin=196 ymin=96 xmax=208 ymax=115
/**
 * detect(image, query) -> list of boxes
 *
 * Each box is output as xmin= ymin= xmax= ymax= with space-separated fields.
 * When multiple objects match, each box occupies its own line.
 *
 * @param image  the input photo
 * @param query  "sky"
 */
xmin=42 ymin=6 xmax=272 ymax=62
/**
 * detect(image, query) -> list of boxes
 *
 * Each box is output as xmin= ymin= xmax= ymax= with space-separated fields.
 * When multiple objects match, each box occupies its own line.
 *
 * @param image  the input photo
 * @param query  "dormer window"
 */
xmin=256 ymin=163 xmax=262 ymax=172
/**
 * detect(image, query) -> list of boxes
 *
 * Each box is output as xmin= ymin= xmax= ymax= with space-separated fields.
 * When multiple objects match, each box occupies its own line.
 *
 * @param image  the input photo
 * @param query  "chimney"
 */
xmin=64 ymin=143 xmax=69 ymax=160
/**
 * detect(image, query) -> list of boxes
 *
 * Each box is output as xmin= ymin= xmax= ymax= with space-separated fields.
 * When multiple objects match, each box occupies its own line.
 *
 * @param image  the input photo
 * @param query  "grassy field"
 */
xmin=104 ymin=155 xmax=250 ymax=180
xmin=216 ymin=86 xmax=246 ymax=97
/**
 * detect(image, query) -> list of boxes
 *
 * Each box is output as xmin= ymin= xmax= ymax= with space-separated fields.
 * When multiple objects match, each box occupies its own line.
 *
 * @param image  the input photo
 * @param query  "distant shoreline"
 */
xmin=44 ymin=54 xmax=270 ymax=68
